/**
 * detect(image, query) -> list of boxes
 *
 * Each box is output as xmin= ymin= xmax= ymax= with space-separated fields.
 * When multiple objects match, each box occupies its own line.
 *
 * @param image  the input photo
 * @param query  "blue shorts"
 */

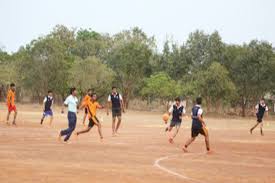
xmin=43 ymin=110 xmax=53 ymax=117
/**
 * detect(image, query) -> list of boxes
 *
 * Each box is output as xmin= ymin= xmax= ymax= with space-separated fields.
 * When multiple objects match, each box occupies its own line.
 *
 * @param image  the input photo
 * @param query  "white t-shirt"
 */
xmin=43 ymin=96 xmax=54 ymax=104
xmin=168 ymin=104 xmax=186 ymax=114
xmin=255 ymin=103 xmax=268 ymax=112
xmin=108 ymin=93 xmax=123 ymax=102
xmin=191 ymin=104 xmax=203 ymax=116
xmin=64 ymin=95 xmax=78 ymax=113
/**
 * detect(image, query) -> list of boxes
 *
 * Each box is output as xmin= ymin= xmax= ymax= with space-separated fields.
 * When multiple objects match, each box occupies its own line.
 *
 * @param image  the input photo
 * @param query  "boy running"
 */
xmin=6 ymin=83 xmax=17 ymax=126
xmin=58 ymin=87 xmax=78 ymax=143
xmin=250 ymin=98 xmax=268 ymax=136
xmin=82 ymin=89 xmax=93 ymax=126
xmin=40 ymin=90 xmax=54 ymax=125
xmin=107 ymin=86 xmax=125 ymax=136
xmin=165 ymin=97 xmax=186 ymax=144
xmin=75 ymin=93 xmax=104 ymax=140
xmin=182 ymin=97 xmax=211 ymax=153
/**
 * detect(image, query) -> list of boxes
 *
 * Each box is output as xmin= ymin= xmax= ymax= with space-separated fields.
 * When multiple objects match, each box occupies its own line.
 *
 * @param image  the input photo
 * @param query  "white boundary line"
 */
xmin=154 ymin=153 xmax=206 ymax=183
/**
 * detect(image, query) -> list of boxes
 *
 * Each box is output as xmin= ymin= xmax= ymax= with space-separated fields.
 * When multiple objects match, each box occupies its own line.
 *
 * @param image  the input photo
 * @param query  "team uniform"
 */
xmin=255 ymin=103 xmax=268 ymax=123
xmin=82 ymin=100 xmax=101 ymax=128
xmin=60 ymin=95 xmax=78 ymax=142
xmin=108 ymin=93 xmax=123 ymax=117
xmin=43 ymin=96 xmax=54 ymax=117
xmin=83 ymin=94 xmax=91 ymax=114
xmin=7 ymin=89 xmax=16 ymax=112
xmin=191 ymin=105 xmax=208 ymax=137
xmin=168 ymin=104 xmax=185 ymax=127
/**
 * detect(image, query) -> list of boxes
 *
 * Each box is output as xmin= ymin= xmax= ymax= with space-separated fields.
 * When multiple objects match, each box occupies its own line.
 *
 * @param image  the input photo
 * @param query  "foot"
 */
xmin=206 ymin=150 xmax=214 ymax=155
xmin=182 ymin=146 xmax=188 ymax=153
xmin=168 ymin=137 xmax=174 ymax=144
xmin=12 ymin=122 xmax=17 ymax=126
xmin=112 ymin=132 xmax=116 ymax=137
xmin=40 ymin=119 xmax=43 ymax=125
xmin=250 ymin=129 xmax=253 ymax=134
xmin=261 ymin=131 xmax=264 ymax=136
xmin=6 ymin=122 xmax=10 ymax=126
xmin=100 ymin=137 xmax=104 ymax=142
xmin=165 ymin=127 xmax=168 ymax=132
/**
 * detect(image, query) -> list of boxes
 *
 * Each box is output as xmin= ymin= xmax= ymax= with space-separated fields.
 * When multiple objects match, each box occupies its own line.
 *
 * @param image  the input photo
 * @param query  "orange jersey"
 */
xmin=82 ymin=95 xmax=91 ymax=106
xmin=81 ymin=100 xmax=101 ymax=118
xmin=7 ymin=89 xmax=15 ymax=106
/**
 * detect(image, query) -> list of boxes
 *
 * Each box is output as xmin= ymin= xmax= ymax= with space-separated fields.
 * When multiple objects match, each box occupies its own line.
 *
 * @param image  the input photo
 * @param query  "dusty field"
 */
xmin=0 ymin=103 xmax=275 ymax=183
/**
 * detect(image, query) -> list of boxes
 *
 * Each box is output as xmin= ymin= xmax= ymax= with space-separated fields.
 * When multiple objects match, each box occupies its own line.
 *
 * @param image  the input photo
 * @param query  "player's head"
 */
xmin=87 ymin=88 xmax=93 ymax=95
xmin=70 ymin=87 xmax=77 ymax=96
xmin=112 ymin=86 xmax=117 ymax=93
xmin=91 ymin=93 xmax=97 ymax=101
xmin=260 ymin=98 xmax=265 ymax=104
xmin=10 ymin=83 xmax=15 ymax=91
xmin=48 ymin=90 xmax=53 ymax=97
xmin=196 ymin=97 xmax=202 ymax=105
xmin=175 ymin=97 xmax=181 ymax=105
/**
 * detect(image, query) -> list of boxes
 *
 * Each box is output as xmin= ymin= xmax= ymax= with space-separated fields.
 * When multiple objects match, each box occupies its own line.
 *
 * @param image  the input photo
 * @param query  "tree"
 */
xmin=70 ymin=56 xmax=115 ymax=99
xmin=141 ymin=72 xmax=182 ymax=104
xmin=107 ymin=27 xmax=156 ymax=107
xmin=194 ymin=62 xmax=236 ymax=112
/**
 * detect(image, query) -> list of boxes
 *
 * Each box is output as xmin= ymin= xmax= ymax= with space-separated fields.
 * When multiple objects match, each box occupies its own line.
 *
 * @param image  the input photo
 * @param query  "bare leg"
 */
xmin=250 ymin=123 xmax=259 ymax=134
xmin=49 ymin=116 xmax=54 ymax=126
xmin=260 ymin=122 xmax=264 ymax=136
xmin=12 ymin=110 xmax=17 ymax=125
xmin=204 ymin=134 xmax=210 ymax=151
xmin=95 ymin=123 xmax=103 ymax=140
xmin=76 ymin=127 xmax=91 ymax=136
xmin=40 ymin=115 xmax=45 ymax=124
xmin=115 ymin=116 xmax=122 ymax=134
xmin=112 ymin=117 xmax=116 ymax=136
xmin=82 ymin=113 xmax=87 ymax=126
xmin=183 ymin=137 xmax=196 ymax=152
xmin=6 ymin=111 xmax=11 ymax=125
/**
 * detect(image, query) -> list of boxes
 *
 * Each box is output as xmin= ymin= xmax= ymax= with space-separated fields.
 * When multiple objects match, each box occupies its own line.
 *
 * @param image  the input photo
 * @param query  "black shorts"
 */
xmin=88 ymin=116 xmax=99 ymax=128
xmin=85 ymin=107 xmax=88 ymax=114
xmin=170 ymin=120 xmax=181 ymax=127
xmin=112 ymin=108 xmax=121 ymax=118
xmin=256 ymin=114 xmax=263 ymax=123
xmin=191 ymin=127 xmax=208 ymax=138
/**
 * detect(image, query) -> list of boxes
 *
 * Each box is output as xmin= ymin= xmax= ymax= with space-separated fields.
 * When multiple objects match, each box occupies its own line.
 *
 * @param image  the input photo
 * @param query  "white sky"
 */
xmin=0 ymin=0 xmax=274 ymax=53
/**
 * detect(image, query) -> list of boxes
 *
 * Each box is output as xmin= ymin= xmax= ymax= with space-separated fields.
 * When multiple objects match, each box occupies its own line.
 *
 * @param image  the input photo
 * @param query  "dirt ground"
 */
xmin=0 ymin=103 xmax=274 ymax=183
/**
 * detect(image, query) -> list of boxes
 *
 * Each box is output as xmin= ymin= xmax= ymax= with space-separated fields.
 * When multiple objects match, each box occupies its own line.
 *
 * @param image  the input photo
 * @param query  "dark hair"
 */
xmin=87 ymin=88 xmax=92 ymax=92
xmin=175 ymin=97 xmax=181 ymax=102
xmin=48 ymin=90 xmax=53 ymax=93
xmin=70 ymin=87 xmax=76 ymax=94
xmin=196 ymin=97 xmax=202 ymax=105
xmin=10 ymin=83 xmax=15 ymax=87
xmin=260 ymin=98 xmax=265 ymax=101
xmin=91 ymin=92 xmax=97 ymax=97
xmin=112 ymin=86 xmax=117 ymax=90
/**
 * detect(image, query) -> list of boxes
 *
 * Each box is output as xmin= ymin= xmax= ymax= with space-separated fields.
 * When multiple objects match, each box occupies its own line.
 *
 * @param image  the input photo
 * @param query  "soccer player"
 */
xmin=40 ymin=90 xmax=54 ymax=125
xmin=6 ymin=83 xmax=17 ymax=126
xmin=250 ymin=98 xmax=268 ymax=136
xmin=75 ymin=93 xmax=104 ymax=140
xmin=165 ymin=97 xmax=186 ymax=144
xmin=182 ymin=97 xmax=211 ymax=153
xmin=82 ymin=89 xmax=93 ymax=126
xmin=58 ymin=87 xmax=78 ymax=143
xmin=107 ymin=86 xmax=125 ymax=136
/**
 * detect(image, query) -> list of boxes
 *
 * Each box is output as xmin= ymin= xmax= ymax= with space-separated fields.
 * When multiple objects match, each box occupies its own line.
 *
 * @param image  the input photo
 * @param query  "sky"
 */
xmin=0 ymin=0 xmax=274 ymax=53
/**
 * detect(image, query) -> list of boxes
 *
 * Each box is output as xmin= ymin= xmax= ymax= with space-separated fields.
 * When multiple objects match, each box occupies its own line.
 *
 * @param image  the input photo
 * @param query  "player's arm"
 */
xmin=265 ymin=106 xmax=269 ymax=117
xmin=97 ymin=103 xmax=105 ymax=109
xmin=198 ymin=115 xmax=206 ymax=127
xmin=107 ymin=95 xmax=111 ymax=115
xmin=120 ymin=94 xmax=125 ymax=113
xmin=168 ymin=105 xmax=173 ymax=116
xmin=61 ymin=97 xmax=69 ymax=113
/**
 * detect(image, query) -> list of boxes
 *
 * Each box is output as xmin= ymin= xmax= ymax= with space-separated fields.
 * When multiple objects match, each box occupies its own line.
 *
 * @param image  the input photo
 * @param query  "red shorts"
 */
xmin=8 ymin=105 xmax=17 ymax=112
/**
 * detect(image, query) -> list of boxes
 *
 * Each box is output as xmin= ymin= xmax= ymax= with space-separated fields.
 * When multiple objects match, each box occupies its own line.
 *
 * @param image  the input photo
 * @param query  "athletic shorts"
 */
xmin=256 ymin=114 xmax=263 ymax=123
xmin=43 ymin=110 xmax=53 ymax=117
xmin=112 ymin=108 xmax=121 ymax=118
xmin=191 ymin=127 xmax=208 ymax=138
xmin=84 ymin=107 xmax=88 ymax=114
xmin=8 ymin=105 xmax=16 ymax=112
xmin=170 ymin=120 xmax=181 ymax=127
xmin=88 ymin=116 xmax=100 ymax=128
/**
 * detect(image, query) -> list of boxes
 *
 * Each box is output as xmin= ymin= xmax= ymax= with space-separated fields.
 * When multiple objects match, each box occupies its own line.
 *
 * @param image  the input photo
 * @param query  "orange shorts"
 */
xmin=8 ymin=105 xmax=17 ymax=112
